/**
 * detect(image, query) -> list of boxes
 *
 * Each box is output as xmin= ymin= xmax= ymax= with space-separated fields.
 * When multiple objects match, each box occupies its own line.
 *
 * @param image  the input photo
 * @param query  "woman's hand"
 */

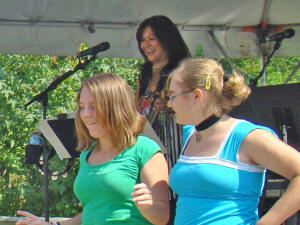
xmin=16 ymin=211 xmax=49 ymax=225
xmin=132 ymin=183 xmax=153 ymax=210
xmin=132 ymin=152 xmax=170 ymax=225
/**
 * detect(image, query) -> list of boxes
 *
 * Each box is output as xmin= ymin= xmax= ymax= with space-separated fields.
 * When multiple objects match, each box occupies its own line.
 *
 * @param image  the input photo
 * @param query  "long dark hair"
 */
xmin=136 ymin=15 xmax=190 ymax=97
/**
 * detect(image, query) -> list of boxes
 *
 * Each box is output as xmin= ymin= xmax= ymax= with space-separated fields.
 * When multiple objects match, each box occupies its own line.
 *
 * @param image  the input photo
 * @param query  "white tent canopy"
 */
xmin=0 ymin=0 xmax=299 ymax=58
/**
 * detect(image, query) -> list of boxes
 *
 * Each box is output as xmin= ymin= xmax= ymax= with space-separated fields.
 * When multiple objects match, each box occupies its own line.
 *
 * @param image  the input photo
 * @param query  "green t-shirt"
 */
xmin=73 ymin=136 xmax=161 ymax=225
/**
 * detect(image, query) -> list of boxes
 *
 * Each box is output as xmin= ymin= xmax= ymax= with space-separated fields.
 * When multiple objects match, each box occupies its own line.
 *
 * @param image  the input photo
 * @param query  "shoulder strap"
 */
xmin=181 ymin=125 xmax=195 ymax=154
xmin=219 ymin=120 xmax=276 ymax=162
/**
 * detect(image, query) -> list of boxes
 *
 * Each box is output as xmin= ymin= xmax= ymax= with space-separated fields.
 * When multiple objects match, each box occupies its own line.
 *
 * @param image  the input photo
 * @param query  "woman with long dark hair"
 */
xmin=135 ymin=15 xmax=190 ymax=224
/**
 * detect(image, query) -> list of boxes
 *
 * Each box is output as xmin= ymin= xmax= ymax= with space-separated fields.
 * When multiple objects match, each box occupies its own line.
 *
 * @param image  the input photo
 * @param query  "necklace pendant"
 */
xmin=196 ymin=132 xmax=201 ymax=142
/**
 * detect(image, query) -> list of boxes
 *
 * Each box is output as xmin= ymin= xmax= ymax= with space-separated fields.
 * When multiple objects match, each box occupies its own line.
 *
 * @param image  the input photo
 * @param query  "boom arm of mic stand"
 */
xmin=23 ymin=54 xmax=96 ymax=221
xmin=25 ymin=55 xmax=97 ymax=108
xmin=249 ymin=40 xmax=282 ymax=87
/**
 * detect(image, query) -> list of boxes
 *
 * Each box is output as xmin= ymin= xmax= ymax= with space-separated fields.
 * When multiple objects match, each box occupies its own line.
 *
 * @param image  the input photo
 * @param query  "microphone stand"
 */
xmin=25 ymin=55 xmax=97 ymax=221
xmin=249 ymin=39 xmax=282 ymax=87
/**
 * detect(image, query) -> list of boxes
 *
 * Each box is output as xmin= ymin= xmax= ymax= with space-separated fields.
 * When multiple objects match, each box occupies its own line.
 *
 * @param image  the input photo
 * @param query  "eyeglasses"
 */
xmin=167 ymin=89 xmax=194 ymax=102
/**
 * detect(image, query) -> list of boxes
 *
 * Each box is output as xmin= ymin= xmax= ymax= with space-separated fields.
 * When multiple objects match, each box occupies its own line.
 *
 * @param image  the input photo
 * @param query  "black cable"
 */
xmin=35 ymin=147 xmax=75 ymax=177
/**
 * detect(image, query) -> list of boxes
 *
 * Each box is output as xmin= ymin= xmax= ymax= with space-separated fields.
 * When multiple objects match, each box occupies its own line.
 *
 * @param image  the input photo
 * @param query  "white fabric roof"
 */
xmin=0 ymin=0 xmax=299 ymax=58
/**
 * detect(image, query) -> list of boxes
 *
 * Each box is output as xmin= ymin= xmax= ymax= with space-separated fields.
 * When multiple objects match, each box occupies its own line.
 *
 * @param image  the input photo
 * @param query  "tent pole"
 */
xmin=260 ymin=54 xmax=266 ymax=86
xmin=208 ymin=30 xmax=234 ymax=70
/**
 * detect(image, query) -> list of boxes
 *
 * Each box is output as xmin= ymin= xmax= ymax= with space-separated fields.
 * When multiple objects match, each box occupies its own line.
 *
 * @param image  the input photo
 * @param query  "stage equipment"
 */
xmin=231 ymin=83 xmax=300 ymax=149
xmin=262 ymin=28 xmax=295 ymax=42
xmin=250 ymin=29 xmax=296 ymax=86
xmin=25 ymin=132 xmax=43 ymax=164
xmin=24 ymin=50 xmax=100 ymax=222
xmin=77 ymin=42 xmax=110 ymax=58
xmin=38 ymin=112 xmax=79 ymax=160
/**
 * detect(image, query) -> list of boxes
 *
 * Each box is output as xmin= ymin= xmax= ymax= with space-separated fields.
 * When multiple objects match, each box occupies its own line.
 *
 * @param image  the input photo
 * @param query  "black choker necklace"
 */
xmin=195 ymin=115 xmax=220 ymax=131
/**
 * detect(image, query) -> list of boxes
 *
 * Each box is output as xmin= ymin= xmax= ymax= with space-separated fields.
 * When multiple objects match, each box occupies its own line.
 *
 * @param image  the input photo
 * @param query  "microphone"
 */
xmin=264 ymin=29 xmax=295 ymax=42
xmin=77 ymin=42 xmax=110 ymax=57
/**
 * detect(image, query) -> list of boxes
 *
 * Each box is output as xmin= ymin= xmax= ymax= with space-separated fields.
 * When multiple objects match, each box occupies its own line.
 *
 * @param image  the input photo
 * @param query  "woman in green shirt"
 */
xmin=17 ymin=73 xmax=169 ymax=225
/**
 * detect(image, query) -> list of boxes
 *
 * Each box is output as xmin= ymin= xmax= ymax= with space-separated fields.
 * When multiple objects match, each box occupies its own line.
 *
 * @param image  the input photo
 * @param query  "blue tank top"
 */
xmin=170 ymin=120 xmax=276 ymax=225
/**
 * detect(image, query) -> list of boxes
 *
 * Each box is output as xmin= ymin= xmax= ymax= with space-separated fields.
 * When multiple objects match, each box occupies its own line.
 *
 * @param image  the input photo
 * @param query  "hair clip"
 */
xmin=205 ymin=74 xmax=211 ymax=90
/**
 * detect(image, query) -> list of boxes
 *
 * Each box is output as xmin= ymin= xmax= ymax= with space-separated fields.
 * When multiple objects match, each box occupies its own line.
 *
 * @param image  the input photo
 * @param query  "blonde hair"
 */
xmin=75 ymin=73 xmax=146 ymax=152
xmin=167 ymin=58 xmax=250 ymax=115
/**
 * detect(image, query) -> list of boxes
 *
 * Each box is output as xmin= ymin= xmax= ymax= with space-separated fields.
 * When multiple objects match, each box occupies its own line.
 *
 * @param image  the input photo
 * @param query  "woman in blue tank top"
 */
xmin=166 ymin=58 xmax=300 ymax=225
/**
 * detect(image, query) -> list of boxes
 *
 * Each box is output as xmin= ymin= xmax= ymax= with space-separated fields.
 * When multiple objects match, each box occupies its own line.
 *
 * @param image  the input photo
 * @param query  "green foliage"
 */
xmin=0 ymin=53 xmax=141 ymax=217
xmin=219 ymin=56 xmax=300 ymax=85
xmin=194 ymin=45 xmax=205 ymax=58
xmin=0 ymin=49 xmax=299 ymax=218
xmin=194 ymin=44 xmax=300 ymax=85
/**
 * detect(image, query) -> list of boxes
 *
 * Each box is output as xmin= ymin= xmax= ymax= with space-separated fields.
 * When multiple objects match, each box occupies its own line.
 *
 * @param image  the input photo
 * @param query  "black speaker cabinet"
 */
xmin=231 ymin=83 xmax=300 ymax=149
